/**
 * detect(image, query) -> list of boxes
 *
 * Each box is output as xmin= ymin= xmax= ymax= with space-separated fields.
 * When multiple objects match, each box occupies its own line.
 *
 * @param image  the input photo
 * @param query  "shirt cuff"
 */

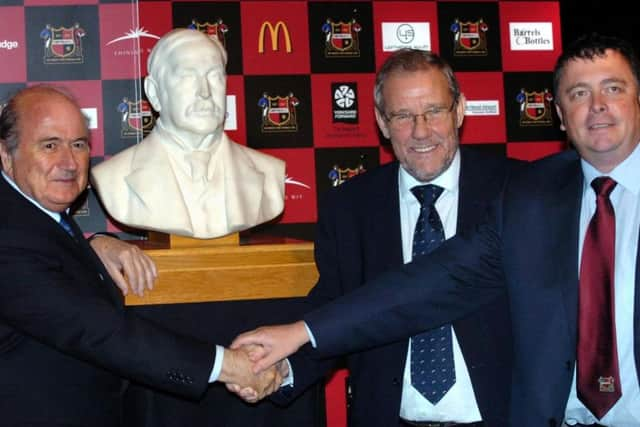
xmin=280 ymin=358 xmax=294 ymax=387
xmin=209 ymin=344 xmax=225 ymax=382
xmin=304 ymin=321 xmax=317 ymax=348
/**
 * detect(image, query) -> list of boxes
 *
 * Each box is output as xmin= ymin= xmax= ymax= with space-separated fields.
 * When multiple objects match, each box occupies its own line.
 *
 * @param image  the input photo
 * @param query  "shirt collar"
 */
xmin=399 ymin=148 xmax=460 ymax=203
xmin=581 ymin=141 xmax=640 ymax=197
xmin=1 ymin=171 xmax=63 ymax=222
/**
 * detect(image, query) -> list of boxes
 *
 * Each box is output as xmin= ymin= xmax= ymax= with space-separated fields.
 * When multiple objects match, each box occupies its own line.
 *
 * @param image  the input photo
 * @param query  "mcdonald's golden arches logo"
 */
xmin=258 ymin=21 xmax=292 ymax=53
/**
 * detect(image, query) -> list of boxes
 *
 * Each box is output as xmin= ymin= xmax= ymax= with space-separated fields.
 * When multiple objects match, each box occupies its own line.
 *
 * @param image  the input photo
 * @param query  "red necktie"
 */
xmin=577 ymin=176 xmax=621 ymax=419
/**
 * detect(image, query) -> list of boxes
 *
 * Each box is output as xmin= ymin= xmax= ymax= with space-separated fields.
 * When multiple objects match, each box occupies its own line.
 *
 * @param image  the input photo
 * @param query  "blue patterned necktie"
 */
xmin=409 ymin=184 xmax=456 ymax=404
xmin=59 ymin=211 xmax=76 ymax=238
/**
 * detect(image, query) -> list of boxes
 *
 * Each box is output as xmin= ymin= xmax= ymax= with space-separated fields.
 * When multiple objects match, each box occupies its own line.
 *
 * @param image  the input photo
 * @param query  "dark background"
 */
xmin=560 ymin=1 xmax=637 ymax=47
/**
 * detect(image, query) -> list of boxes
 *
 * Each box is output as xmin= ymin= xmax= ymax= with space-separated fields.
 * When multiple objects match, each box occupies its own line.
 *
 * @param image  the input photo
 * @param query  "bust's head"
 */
xmin=145 ymin=29 xmax=228 ymax=147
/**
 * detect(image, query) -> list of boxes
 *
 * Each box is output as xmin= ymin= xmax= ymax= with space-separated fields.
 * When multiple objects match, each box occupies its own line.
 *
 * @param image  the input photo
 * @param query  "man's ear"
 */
xmin=454 ymin=93 xmax=466 ymax=129
xmin=554 ymin=102 xmax=566 ymax=131
xmin=144 ymin=76 xmax=161 ymax=112
xmin=374 ymin=108 xmax=390 ymax=139
xmin=0 ymin=142 xmax=14 ymax=177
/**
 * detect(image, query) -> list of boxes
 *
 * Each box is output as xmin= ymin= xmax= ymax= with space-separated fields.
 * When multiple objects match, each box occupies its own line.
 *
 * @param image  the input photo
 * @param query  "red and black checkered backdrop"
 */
xmin=0 ymin=0 xmax=563 ymax=241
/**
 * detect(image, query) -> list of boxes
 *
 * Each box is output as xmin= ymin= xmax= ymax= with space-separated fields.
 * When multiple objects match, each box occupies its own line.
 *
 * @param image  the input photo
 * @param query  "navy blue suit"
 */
xmin=0 ymin=177 xmax=215 ymax=427
xmin=303 ymin=149 xmax=640 ymax=427
xmin=281 ymin=147 xmax=515 ymax=427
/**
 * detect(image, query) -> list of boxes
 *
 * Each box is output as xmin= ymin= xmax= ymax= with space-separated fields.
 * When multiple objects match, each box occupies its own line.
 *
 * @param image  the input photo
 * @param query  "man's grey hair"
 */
xmin=374 ymin=49 xmax=461 ymax=113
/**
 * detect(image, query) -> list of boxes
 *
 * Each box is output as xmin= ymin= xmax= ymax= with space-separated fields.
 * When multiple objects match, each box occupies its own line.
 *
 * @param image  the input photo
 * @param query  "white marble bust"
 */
xmin=91 ymin=29 xmax=285 ymax=239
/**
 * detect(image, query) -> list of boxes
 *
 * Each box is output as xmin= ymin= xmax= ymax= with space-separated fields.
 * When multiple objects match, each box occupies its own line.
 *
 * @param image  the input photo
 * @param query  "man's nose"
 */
xmin=412 ymin=114 xmax=433 ymax=138
xmin=58 ymin=144 xmax=79 ymax=170
xmin=197 ymin=76 xmax=211 ymax=98
xmin=590 ymin=92 xmax=608 ymax=113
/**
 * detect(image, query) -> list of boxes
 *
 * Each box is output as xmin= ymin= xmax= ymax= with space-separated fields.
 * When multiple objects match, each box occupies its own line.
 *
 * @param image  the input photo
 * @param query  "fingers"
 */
xmin=119 ymin=246 xmax=157 ymax=296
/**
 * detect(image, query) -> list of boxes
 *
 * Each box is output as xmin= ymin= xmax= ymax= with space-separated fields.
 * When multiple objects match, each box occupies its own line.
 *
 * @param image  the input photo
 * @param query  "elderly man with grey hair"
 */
xmin=92 ymin=28 xmax=285 ymax=239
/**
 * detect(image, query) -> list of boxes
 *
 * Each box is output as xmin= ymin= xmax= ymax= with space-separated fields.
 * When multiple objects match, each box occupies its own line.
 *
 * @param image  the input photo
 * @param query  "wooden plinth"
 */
xmin=125 ymin=232 xmax=318 ymax=306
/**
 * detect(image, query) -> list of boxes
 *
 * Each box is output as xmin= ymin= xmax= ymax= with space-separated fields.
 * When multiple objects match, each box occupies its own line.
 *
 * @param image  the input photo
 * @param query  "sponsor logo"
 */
xmin=106 ymin=27 xmax=159 ymax=59
xmin=106 ymin=27 xmax=160 ymax=45
xmin=0 ymin=40 xmax=19 ymax=50
xmin=285 ymin=175 xmax=311 ymax=189
xmin=258 ymin=21 xmax=292 ymax=53
xmin=328 ymin=156 xmax=367 ymax=187
xmin=258 ymin=92 xmax=299 ymax=133
xmin=322 ymin=18 xmax=361 ymax=58
xmin=509 ymin=22 xmax=553 ymax=51
xmin=450 ymin=18 xmax=488 ymax=57
xmin=117 ymin=98 xmax=154 ymax=138
xmin=188 ymin=19 xmax=228 ymax=46
xmin=516 ymin=88 xmax=553 ymax=127
xmin=464 ymin=100 xmax=500 ymax=116
xmin=40 ymin=23 xmax=86 ymax=64
xmin=382 ymin=22 xmax=430 ymax=52
xmin=332 ymin=82 xmax=358 ymax=124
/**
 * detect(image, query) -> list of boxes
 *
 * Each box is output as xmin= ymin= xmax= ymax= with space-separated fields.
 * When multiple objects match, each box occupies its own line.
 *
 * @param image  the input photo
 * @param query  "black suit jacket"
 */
xmin=280 ymin=147 xmax=516 ymax=427
xmin=0 ymin=177 xmax=215 ymax=427
xmin=304 ymin=149 xmax=640 ymax=427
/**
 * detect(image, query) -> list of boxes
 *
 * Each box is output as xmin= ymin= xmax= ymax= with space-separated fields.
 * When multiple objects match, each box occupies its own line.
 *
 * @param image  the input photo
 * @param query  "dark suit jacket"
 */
xmin=280 ymin=147 xmax=516 ymax=427
xmin=0 ymin=177 xmax=215 ymax=427
xmin=303 ymin=149 xmax=640 ymax=427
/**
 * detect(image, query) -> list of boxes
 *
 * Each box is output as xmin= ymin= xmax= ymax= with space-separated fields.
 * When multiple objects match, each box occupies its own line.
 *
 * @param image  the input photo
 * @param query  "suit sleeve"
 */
xmin=304 ymin=216 xmax=507 ymax=358
xmin=0 ymin=229 xmax=215 ymax=400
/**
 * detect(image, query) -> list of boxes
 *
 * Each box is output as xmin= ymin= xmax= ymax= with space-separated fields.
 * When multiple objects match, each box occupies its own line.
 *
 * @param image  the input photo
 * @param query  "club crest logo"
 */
xmin=258 ymin=92 xmax=299 ymax=133
xmin=40 ymin=23 xmax=86 ymax=64
xmin=328 ymin=157 xmax=367 ymax=187
xmin=450 ymin=18 xmax=488 ymax=57
xmin=322 ymin=18 xmax=361 ymax=58
xmin=598 ymin=376 xmax=616 ymax=393
xmin=117 ymin=98 xmax=155 ymax=138
xmin=188 ymin=19 xmax=228 ymax=47
xmin=516 ymin=88 xmax=554 ymax=127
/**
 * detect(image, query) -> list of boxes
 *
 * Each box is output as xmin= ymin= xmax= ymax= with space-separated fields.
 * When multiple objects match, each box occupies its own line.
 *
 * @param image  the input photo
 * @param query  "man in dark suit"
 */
xmin=233 ymin=34 xmax=640 ymax=427
xmin=254 ymin=50 xmax=514 ymax=427
xmin=0 ymin=85 xmax=283 ymax=426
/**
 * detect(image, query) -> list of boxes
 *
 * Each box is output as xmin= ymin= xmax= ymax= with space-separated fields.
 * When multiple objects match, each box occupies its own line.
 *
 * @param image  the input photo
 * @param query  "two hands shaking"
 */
xmin=224 ymin=321 xmax=312 ymax=403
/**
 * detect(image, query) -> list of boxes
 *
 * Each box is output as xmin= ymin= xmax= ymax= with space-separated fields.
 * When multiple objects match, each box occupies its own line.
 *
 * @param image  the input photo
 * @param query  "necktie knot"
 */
xmin=591 ymin=176 xmax=617 ymax=198
xmin=411 ymin=184 xmax=444 ymax=207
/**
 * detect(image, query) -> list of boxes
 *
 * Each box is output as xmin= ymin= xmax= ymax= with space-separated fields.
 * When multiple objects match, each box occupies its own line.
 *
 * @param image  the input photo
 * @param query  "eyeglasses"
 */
xmin=384 ymin=100 xmax=457 ymax=130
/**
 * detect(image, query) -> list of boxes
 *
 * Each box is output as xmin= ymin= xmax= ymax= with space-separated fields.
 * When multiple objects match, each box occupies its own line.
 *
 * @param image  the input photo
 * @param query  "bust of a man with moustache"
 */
xmin=92 ymin=29 xmax=285 ymax=239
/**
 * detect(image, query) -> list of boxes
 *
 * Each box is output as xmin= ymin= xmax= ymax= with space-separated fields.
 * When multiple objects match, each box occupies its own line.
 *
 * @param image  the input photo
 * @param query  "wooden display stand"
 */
xmin=125 ymin=232 xmax=318 ymax=306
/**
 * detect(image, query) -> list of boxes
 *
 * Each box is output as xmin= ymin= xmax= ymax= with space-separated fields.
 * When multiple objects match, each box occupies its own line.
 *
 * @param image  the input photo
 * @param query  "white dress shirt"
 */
xmin=397 ymin=150 xmax=482 ymax=423
xmin=564 ymin=142 xmax=640 ymax=426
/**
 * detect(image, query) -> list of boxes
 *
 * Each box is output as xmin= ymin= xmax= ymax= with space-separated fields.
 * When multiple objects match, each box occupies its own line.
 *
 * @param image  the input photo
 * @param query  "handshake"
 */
xmin=219 ymin=321 xmax=311 ymax=403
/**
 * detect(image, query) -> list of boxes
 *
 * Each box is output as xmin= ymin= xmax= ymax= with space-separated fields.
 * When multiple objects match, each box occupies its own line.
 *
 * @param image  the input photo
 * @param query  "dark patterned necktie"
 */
xmin=577 ymin=176 xmax=621 ymax=419
xmin=409 ymin=184 xmax=455 ymax=404
xmin=59 ymin=211 xmax=76 ymax=238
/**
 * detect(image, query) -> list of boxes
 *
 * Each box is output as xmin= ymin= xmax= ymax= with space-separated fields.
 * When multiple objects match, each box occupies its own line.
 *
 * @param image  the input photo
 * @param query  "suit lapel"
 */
xmin=66 ymin=214 xmax=124 ymax=306
xmin=124 ymin=137 xmax=193 ymax=230
xmin=368 ymin=163 xmax=404 ymax=272
xmin=549 ymin=156 xmax=583 ymax=350
xmin=219 ymin=137 xmax=265 ymax=230
xmin=457 ymin=149 xmax=494 ymax=233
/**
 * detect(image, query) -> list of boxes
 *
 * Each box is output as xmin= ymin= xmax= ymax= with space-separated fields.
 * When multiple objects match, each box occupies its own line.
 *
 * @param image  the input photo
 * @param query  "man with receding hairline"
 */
xmin=0 ymin=85 xmax=285 ymax=427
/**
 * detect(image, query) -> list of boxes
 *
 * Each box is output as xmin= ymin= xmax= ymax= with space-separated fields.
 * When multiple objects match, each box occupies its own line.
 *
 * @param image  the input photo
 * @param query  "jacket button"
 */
xmin=392 ymin=378 xmax=400 ymax=386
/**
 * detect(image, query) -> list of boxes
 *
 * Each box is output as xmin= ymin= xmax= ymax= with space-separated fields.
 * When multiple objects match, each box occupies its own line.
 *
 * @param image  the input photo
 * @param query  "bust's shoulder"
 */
xmin=227 ymin=138 xmax=285 ymax=174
